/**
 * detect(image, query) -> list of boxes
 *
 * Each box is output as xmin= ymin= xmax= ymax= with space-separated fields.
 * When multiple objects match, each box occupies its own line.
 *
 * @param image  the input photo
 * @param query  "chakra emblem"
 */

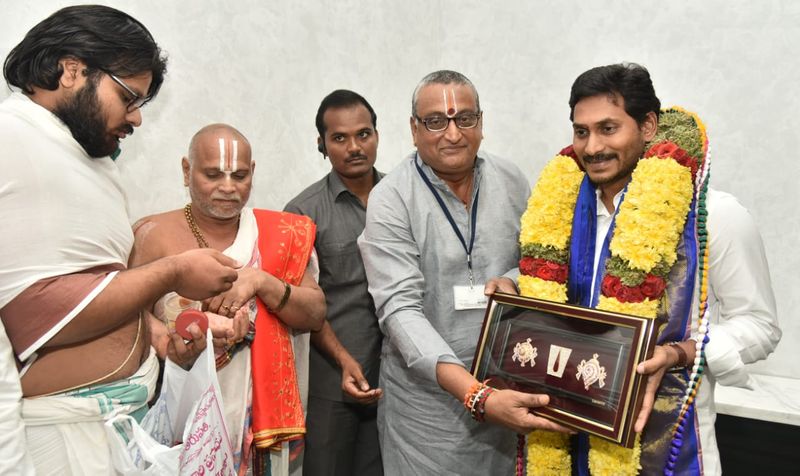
xmin=576 ymin=353 xmax=607 ymax=390
xmin=512 ymin=338 xmax=538 ymax=367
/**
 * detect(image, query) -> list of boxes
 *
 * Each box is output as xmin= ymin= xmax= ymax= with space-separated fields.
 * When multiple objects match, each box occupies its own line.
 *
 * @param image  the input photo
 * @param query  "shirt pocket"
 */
xmin=316 ymin=239 xmax=367 ymax=287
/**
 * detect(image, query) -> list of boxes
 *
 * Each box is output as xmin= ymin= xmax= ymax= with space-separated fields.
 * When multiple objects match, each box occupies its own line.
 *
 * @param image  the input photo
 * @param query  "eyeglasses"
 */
xmin=416 ymin=112 xmax=482 ymax=132
xmin=106 ymin=72 xmax=150 ymax=112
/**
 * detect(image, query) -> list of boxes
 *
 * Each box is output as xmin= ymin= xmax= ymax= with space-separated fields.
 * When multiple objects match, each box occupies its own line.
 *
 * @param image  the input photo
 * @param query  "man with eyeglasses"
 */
xmin=358 ymin=70 xmax=571 ymax=474
xmin=0 ymin=6 xmax=239 ymax=474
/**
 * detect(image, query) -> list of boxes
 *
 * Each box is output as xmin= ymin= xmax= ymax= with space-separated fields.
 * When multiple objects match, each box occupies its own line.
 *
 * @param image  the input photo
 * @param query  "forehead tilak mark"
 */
xmin=217 ymin=137 xmax=239 ymax=173
xmin=218 ymin=138 xmax=225 ymax=171
xmin=442 ymin=88 xmax=458 ymax=117
xmin=231 ymin=140 xmax=238 ymax=173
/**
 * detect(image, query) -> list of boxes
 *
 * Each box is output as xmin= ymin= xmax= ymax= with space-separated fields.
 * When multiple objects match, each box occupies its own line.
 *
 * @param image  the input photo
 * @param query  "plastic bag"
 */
xmin=106 ymin=330 xmax=235 ymax=475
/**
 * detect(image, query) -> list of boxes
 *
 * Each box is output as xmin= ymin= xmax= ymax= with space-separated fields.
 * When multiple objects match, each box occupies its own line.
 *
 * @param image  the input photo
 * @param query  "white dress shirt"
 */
xmin=593 ymin=187 xmax=780 ymax=475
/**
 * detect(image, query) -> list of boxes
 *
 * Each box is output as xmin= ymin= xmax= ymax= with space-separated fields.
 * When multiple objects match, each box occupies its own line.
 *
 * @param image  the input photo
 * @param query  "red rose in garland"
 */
xmin=520 ymin=257 xmax=567 ymax=284
xmin=646 ymin=140 xmax=678 ymax=158
xmin=640 ymin=274 xmax=667 ymax=299
xmin=559 ymin=144 xmax=582 ymax=169
xmin=618 ymin=284 xmax=645 ymax=303
xmin=646 ymin=140 xmax=698 ymax=181
xmin=602 ymin=274 xmax=648 ymax=303
xmin=559 ymin=145 xmax=577 ymax=159
xmin=537 ymin=261 xmax=568 ymax=283
xmin=519 ymin=257 xmax=539 ymax=276
xmin=601 ymin=275 xmax=623 ymax=297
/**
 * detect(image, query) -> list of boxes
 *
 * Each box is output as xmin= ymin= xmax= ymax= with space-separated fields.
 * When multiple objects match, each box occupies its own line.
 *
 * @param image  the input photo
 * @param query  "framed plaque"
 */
xmin=471 ymin=293 xmax=661 ymax=447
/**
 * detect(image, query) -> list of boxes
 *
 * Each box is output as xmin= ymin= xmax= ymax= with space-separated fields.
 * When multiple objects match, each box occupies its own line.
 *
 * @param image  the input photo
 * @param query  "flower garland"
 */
xmin=517 ymin=151 xmax=583 ymax=475
xmin=663 ymin=108 xmax=712 ymax=476
xmin=518 ymin=107 xmax=710 ymax=475
xmin=518 ymin=153 xmax=585 ymax=304
xmin=596 ymin=150 xmax=694 ymax=318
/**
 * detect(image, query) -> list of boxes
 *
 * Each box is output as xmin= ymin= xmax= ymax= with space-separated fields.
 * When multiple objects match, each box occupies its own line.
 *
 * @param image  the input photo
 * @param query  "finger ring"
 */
xmin=221 ymin=305 xmax=230 ymax=311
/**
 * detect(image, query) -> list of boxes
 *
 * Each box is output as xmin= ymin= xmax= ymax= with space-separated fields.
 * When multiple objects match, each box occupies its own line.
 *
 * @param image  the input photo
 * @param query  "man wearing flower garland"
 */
xmin=358 ymin=70 xmax=571 ymax=475
xmin=488 ymin=63 xmax=780 ymax=475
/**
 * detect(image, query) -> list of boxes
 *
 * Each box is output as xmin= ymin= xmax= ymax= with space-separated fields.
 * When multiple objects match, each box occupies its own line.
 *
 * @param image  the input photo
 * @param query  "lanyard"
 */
xmin=414 ymin=156 xmax=480 ymax=286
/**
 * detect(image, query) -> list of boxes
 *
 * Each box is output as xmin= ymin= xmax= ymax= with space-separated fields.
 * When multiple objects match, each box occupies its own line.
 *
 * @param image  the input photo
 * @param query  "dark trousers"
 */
xmin=303 ymin=395 xmax=383 ymax=476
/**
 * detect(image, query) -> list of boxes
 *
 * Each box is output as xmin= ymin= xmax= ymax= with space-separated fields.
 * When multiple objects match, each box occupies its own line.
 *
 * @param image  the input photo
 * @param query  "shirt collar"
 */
xmin=595 ymin=187 xmax=625 ymax=217
xmin=328 ymin=168 xmax=383 ymax=201
xmin=414 ymin=152 xmax=485 ymax=187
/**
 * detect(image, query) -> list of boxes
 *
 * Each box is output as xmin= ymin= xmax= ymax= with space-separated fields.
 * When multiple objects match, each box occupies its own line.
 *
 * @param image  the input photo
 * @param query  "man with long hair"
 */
xmin=0 ymin=6 xmax=239 ymax=473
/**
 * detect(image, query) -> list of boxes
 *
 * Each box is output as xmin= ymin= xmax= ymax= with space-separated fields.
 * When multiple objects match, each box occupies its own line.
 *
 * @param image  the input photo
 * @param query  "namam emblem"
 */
xmin=512 ymin=338 xmax=537 ymax=368
xmin=576 ymin=353 xmax=606 ymax=390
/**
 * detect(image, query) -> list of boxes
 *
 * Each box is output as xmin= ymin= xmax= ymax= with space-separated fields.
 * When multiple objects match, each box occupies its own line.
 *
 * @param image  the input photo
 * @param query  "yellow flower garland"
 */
xmin=596 ymin=295 xmax=659 ymax=317
xmin=519 ymin=154 xmax=583 ymax=475
xmin=518 ymin=276 xmax=569 ymax=303
xmin=609 ymin=158 xmax=694 ymax=273
xmin=519 ymin=155 xmax=585 ymax=249
xmin=520 ymin=136 xmax=698 ymax=474
xmin=588 ymin=435 xmax=642 ymax=475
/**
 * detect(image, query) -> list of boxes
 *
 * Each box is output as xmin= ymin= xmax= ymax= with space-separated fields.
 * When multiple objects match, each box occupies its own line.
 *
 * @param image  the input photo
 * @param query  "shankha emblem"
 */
xmin=576 ymin=353 xmax=606 ymax=390
xmin=512 ymin=338 xmax=538 ymax=367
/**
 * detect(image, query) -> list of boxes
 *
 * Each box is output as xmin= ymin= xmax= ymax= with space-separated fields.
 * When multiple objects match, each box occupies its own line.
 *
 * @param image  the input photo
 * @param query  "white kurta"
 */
xmin=693 ymin=189 xmax=780 ymax=475
xmin=358 ymin=151 xmax=530 ymax=475
xmin=592 ymin=188 xmax=780 ymax=475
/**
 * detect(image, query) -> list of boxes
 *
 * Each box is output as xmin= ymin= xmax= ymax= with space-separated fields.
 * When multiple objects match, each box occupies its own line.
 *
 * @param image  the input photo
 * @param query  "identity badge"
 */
xmin=453 ymin=285 xmax=488 ymax=310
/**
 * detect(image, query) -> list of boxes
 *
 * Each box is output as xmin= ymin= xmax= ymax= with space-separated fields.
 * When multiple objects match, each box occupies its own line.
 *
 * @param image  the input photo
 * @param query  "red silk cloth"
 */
xmin=250 ymin=210 xmax=316 ymax=448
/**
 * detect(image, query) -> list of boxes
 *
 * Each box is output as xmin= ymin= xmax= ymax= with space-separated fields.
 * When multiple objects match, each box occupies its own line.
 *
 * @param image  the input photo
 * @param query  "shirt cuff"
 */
xmin=700 ymin=327 xmax=755 ymax=389
xmin=384 ymin=313 xmax=461 ymax=384
xmin=502 ymin=267 xmax=520 ymax=289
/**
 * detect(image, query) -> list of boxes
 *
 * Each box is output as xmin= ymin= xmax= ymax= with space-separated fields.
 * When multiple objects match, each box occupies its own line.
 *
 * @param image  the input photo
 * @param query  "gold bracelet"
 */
xmin=273 ymin=279 xmax=291 ymax=312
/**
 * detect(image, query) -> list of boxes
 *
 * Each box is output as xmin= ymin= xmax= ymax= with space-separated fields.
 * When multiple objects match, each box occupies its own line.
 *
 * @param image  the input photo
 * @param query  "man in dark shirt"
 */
xmin=284 ymin=89 xmax=383 ymax=476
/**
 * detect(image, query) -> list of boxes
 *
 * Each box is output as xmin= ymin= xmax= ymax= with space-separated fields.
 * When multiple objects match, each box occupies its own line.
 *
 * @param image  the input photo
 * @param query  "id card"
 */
xmin=454 ymin=285 xmax=488 ymax=310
